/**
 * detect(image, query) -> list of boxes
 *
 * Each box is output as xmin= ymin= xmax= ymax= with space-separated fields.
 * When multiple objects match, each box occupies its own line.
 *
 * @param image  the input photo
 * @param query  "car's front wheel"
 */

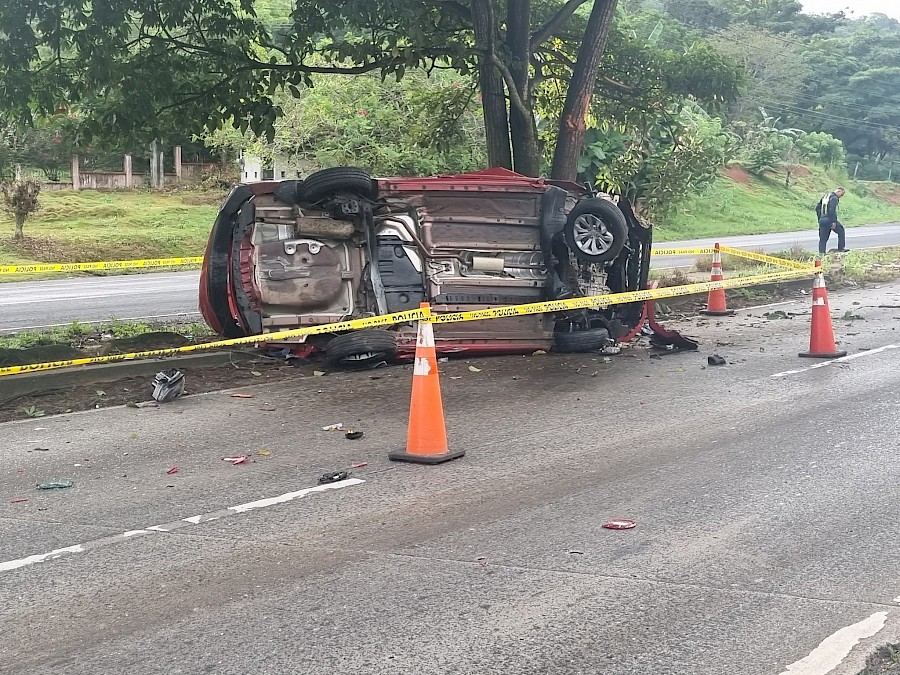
xmin=564 ymin=199 xmax=628 ymax=264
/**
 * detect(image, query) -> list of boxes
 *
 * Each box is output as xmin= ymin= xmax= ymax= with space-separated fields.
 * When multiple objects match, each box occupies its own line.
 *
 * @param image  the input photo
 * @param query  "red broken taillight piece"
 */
xmin=602 ymin=519 xmax=636 ymax=530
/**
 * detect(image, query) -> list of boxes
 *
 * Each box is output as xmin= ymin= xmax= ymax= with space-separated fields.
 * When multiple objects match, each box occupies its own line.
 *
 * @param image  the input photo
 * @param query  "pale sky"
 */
xmin=801 ymin=0 xmax=900 ymax=20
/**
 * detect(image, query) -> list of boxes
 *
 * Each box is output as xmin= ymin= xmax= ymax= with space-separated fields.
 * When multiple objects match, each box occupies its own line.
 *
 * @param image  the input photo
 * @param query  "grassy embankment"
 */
xmin=657 ymin=164 xmax=900 ymax=241
xmin=0 ymin=189 xmax=221 ymax=270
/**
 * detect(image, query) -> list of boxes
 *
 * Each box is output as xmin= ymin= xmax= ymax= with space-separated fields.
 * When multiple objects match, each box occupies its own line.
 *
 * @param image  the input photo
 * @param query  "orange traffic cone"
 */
xmin=700 ymin=243 xmax=735 ymax=317
xmin=388 ymin=304 xmax=464 ymax=465
xmin=799 ymin=260 xmax=847 ymax=359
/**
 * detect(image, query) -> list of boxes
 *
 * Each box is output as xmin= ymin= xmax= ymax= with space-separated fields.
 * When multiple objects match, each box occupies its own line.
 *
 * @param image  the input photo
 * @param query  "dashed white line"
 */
xmin=0 ymin=545 xmax=86 ymax=572
xmin=772 ymin=344 xmax=900 ymax=378
xmin=0 ymin=478 xmax=363 ymax=574
xmin=779 ymin=611 xmax=888 ymax=675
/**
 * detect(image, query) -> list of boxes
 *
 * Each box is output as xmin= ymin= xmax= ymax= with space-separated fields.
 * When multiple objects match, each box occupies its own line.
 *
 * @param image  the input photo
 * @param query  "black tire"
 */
xmin=554 ymin=327 xmax=610 ymax=353
xmin=564 ymin=198 xmax=628 ymax=264
xmin=302 ymin=167 xmax=374 ymax=203
xmin=325 ymin=329 xmax=398 ymax=368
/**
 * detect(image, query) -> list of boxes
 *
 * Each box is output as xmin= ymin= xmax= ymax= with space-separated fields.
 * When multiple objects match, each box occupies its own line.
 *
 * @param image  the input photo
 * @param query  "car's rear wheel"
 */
xmin=325 ymin=329 xmax=398 ymax=368
xmin=564 ymin=199 xmax=628 ymax=264
xmin=554 ymin=327 xmax=611 ymax=353
xmin=302 ymin=167 xmax=374 ymax=203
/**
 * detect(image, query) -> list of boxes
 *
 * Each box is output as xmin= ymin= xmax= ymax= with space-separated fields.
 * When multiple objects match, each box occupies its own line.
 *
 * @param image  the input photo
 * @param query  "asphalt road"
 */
xmin=1 ymin=222 xmax=898 ymax=332
xmin=3 ymin=281 xmax=900 ymax=674
xmin=658 ymin=222 xmax=900 ymax=269
xmin=0 ymin=271 xmax=201 ymax=332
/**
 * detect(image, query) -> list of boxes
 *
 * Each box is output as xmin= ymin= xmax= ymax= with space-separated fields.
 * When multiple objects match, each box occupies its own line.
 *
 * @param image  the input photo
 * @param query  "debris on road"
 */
xmin=468 ymin=366 xmax=483 ymax=373
xmin=222 ymin=455 xmax=251 ymax=465
xmin=152 ymin=369 xmax=185 ymax=403
xmin=345 ymin=430 xmax=364 ymax=440
xmin=707 ymin=355 xmax=727 ymax=366
xmin=351 ymin=462 xmax=368 ymax=469
xmin=256 ymin=449 xmax=272 ymax=456
xmin=36 ymin=480 xmax=74 ymax=490
xmin=230 ymin=393 xmax=254 ymax=399
xmin=567 ymin=549 xmax=585 ymax=555
xmin=165 ymin=466 xmax=179 ymax=475
xmin=318 ymin=470 xmax=351 ymax=485
xmin=602 ymin=519 xmax=636 ymax=530
xmin=10 ymin=498 xmax=29 ymax=504
xmin=322 ymin=423 xmax=345 ymax=431
xmin=532 ymin=350 xmax=547 ymax=356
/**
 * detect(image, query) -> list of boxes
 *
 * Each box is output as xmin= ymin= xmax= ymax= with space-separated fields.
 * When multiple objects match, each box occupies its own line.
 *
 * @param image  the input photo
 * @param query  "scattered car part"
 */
xmin=708 ymin=355 xmax=727 ymax=366
xmin=318 ymin=470 xmax=351 ymax=485
xmin=345 ymin=430 xmax=364 ymax=440
xmin=36 ymin=481 xmax=74 ymax=490
xmin=602 ymin=519 xmax=636 ymax=530
xmin=152 ymin=369 xmax=185 ymax=403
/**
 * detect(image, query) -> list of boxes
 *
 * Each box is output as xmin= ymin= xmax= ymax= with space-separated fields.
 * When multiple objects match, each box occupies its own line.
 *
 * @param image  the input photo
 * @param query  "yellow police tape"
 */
xmin=718 ymin=245 xmax=814 ymax=271
xmin=0 ymin=262 xmax=820 ymax=377
xmin=430 ymin=267 xmax=815 ymax=324
xmin=649 ymin=247 xmax=716 ymax=256
xmin=0 ymin=308 xmax=430 ymax=377
xmin=0 ymin=257 xmax=204 ymax=275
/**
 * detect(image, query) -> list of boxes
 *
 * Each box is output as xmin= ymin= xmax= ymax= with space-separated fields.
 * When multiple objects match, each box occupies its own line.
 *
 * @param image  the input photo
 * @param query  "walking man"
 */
xmin=816 ymin=187 xmax=849 ymax=254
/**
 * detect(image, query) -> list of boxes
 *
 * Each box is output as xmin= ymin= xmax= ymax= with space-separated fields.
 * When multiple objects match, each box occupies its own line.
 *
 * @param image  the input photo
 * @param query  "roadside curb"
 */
xmin=0 ymin=351 xmax=261 ymax=402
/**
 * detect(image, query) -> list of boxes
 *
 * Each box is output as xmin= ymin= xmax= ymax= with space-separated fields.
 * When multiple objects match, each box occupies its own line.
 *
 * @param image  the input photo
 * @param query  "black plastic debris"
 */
xmin=152 ymin=369 xmax=185 ymax=403
xmin=318 ymin=471 xmax=351 ymax=485
xmin=345 ymin=430 xmax=364 ymax=440
xmin=707 ymin=355 xmax=727 ymax=366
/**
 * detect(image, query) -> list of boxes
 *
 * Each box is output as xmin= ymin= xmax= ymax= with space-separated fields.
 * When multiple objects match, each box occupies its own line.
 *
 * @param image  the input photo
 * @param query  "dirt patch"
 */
xmin=722 ymin=164 xmax=752 ymax=186
xmin=870 ymin=183 xmax=900 ymax=207
xmin=791 ymin=165 xmax=812 ymax=178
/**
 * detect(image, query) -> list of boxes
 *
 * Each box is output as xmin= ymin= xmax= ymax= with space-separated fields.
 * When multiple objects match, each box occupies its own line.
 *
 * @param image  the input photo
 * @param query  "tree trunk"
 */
xmin=14 ymin=213 xmax=25 ymax=241
xmin=550 ymin=0 xmax=619 ymax=182
xmin=472 ymin=0 xmax=513 ymax=170
xmin=506 ymin=0 xmax=541 ymax=177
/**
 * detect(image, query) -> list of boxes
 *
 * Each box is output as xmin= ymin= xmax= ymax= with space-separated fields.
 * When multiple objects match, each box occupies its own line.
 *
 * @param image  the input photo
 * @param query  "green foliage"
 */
xmin=577 ymin=104 xmax=732 ymax=219
xmin=204 ymin=70 xmax=486 ymax=177
xmin=795 ymin=131 xmax=846 ymax=167
xmin=1 ymin=177 xmax=42 ymax=240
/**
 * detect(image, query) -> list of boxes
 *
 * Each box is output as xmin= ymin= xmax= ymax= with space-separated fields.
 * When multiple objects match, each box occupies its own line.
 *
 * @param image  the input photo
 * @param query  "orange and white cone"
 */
xmin=700 ymin=243 xmax=735 ymax=316
xmin=389 ymin=304 xmax=464 ymax=465
xmin=799 ymin=260 xmax=847 ymax=359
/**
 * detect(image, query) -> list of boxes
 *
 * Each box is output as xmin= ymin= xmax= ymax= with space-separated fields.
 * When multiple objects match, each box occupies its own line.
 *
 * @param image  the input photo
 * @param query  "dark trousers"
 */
xmin=818 ymin=221 xmax=845 ymax=254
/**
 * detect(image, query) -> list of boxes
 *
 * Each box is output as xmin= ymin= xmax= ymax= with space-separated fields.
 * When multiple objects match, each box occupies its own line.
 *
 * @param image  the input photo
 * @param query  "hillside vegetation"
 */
xmin=659 ymin=164 xmax=900 ymax=241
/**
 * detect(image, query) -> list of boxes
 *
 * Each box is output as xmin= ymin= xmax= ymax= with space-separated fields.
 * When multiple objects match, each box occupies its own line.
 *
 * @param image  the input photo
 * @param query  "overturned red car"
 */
xmin=199 ymin=167 xmax=658 ymax=367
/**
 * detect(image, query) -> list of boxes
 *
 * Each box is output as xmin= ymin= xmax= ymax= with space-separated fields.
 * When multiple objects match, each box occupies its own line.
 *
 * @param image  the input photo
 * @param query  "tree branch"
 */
xmin=532 ymin=0 xmax=590 ymax=46
xmin=490 ymin=53 xmax=530 ymax=120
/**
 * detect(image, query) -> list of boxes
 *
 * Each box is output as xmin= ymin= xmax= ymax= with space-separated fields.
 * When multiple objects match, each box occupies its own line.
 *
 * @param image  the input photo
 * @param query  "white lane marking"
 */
xmin=772 ymin=344 xmax=900 ymax=378
xmin=0 ymin=479 xmax=363 ymax=575
xmin=122 ymin=529 xmax=153 ymax=538
xmin=779 ymin=612 xmax=888 ymax=675
xmin=229 ymin=478 xmax=365 ymax=513
xmin=0 ymin=545 xmax=86 ymax=572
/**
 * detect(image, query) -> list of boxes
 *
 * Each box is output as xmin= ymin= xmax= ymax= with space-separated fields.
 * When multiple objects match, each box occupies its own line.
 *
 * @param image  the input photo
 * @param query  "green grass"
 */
xmin=657 ymin=164 xmax=900 ymax=241
xmin=0 ymin=189 xmax=222 ymax=268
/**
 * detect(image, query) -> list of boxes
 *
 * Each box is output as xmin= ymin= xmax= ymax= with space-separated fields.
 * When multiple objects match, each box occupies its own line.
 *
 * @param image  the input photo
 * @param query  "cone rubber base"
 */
xmin=388 ymin=448 xmax=466 ymax=465
xmin=700 ymin=309 xmax=735 ymax=316
xmin=799 ymin=350 xmax=847 ymax=359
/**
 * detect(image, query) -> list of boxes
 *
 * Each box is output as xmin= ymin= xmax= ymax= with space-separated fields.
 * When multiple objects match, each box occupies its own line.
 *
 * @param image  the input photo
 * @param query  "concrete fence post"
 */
xmin=124 ymin=154 xmax=133 ymax=188
xmin=174 ymin=145 xmax=182 ymax=182
xmin=71 ymin=156 xmax=80 ymax=191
